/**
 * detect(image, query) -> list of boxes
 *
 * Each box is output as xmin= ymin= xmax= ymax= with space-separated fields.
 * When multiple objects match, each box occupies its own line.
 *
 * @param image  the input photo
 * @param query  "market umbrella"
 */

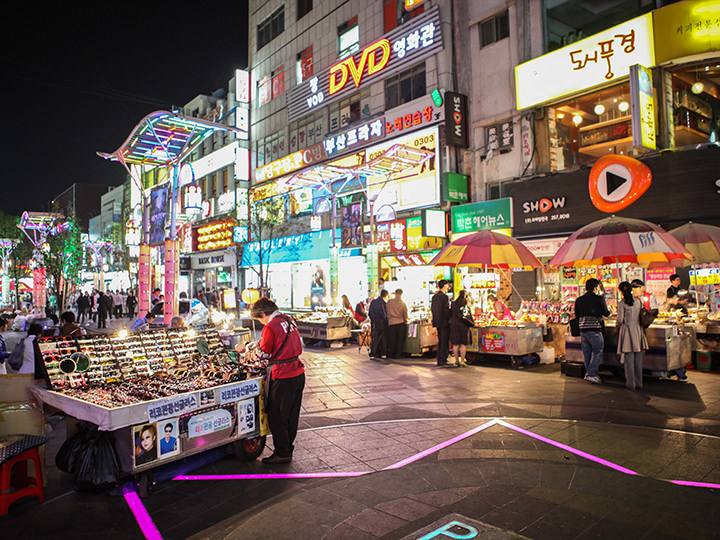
xmin=548 ymin=215 xmax=692 ymax=268
xmin=669 ymin=222 xmax=720 ymax=264
xmin=429 ymin=230 xmax=543 ymax=269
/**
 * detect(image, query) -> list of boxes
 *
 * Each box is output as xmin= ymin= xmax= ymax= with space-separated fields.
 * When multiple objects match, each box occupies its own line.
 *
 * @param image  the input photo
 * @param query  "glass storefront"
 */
xmin=668 ymin=62 xmax=720 ymax=147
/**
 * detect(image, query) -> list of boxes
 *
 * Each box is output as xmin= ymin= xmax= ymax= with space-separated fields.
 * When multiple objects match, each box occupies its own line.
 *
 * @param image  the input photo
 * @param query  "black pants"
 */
xmin=387 ymin=323 xmax=406 ymax=358
xmin=267 ymin=373 xmax=305 ymax=458
xmin=370 ymin=320 xmax=387 ymax=358
xmin=98 ymin=312 xmax=107 ymax=328
xmin=115 ymin=305 xmax=123 ymax=318
xmin=436 ymin=326 xmax=450 ymax=365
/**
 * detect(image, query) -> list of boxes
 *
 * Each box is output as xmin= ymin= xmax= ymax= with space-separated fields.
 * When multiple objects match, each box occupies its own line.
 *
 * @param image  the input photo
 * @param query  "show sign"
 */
xmin=286 ymin=6 xmax=442 ymax=123
xmin=507 ymin=145 xmax=720 ymax=237
xmin=445 ymin=92 xmax=469 ymax=148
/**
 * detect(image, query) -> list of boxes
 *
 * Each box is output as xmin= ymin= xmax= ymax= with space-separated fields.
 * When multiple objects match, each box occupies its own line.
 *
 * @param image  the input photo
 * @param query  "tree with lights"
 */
xmin=246 ymin=197 xmax=287 ymax=299
xmin=0 ymin=211 xmax=33 ymax=310
xmin=43 ymin=215 xmax=83 ymax=314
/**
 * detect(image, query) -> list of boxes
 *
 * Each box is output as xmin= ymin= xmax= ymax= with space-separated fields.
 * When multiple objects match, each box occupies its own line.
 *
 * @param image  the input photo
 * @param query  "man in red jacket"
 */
xmin=241 ymin=298 xmax=305 ymax=464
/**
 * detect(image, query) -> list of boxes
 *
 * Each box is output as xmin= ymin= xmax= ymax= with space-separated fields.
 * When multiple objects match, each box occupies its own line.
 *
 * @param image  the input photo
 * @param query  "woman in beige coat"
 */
xmin=617 ymin=281 xmax=648 ymax=390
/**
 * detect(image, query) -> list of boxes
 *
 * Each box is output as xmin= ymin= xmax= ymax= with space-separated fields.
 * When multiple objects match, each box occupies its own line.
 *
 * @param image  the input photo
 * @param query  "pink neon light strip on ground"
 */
xmin=124 ymin=492 xmax=163 ymax=540
xmin=383 ymin=419 xmax=499 ymax=470
xmin=174 ymin=471 xmax=369 ymax=480
xmin=671 ymin=480 xmax=720 ymax=489
xmin=496 ymin=419 xmax=638 ymax=476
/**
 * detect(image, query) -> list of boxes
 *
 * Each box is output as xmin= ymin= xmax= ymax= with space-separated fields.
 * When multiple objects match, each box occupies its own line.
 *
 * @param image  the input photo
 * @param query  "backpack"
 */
xmin=8 ymin=338 xmax=25 ymax=371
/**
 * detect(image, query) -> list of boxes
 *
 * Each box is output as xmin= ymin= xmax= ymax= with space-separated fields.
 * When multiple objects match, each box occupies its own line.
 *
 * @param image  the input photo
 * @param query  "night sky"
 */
xmin=2 ymin=2 xmax=249 ymax=217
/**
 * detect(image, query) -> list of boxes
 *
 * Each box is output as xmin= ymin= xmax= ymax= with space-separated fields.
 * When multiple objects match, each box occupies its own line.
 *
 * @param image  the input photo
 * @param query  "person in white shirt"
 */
xmin=113 ymin=291 xmax=124 ymax=318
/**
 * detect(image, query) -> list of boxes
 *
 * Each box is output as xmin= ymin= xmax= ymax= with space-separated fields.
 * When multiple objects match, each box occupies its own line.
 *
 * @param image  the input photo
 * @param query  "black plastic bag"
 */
xmin=55 ymin=424 xmax=91 ymax=474
xmin=56 ymin=423 xmax=121 ymax=492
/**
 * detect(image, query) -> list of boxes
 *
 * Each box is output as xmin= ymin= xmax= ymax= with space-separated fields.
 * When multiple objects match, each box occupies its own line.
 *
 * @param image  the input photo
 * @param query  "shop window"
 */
xmin=297 ymin=0 xmax=312 ymax=20
xmin=479 ymin=10 xmax=509 ymax=48
xmin=222 ymin=169 xmax=229 ymax=194
xmin=338 ymin=17 xmax=359 ymax=59
xmin=668 ymin=63 xmax=720 ymax=148
xmin=328 ymin=89 xmax=371 ymax=133
xmin=257 ymin=6 xmax=285 ymax=51
xmin=289 ymin=112 xmax=323 ymax=153
xmin=383 ymin=0 xmax=425 ymax=33
xmin=548 ymin=82 xmax=633 ymax=172
xmin=296 ymin=46 xmax=313 ymax=84
xmin=255 ymin=131 xmax=285 ymax=167
xmin=385 ymin=63 xmax=426 ymax=110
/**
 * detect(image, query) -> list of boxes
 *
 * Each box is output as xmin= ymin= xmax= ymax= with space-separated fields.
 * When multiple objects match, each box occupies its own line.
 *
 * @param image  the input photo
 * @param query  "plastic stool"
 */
xmin=0 ymin=437 xmax=46 ymax=515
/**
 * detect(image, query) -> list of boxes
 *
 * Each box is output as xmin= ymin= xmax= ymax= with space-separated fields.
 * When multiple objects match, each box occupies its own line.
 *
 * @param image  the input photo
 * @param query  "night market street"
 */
xmin=3 ymin=322 xmax=720 ymax=540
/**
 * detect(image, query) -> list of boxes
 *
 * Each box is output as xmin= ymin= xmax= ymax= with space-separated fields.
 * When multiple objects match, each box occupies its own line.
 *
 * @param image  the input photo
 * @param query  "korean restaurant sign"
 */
xmin=450 ymin=198 xmax=513 ymax=234
xmin=254 ymin=142 xmax=327 ymax=183
xmin=515 ymin=13 xmax=654 ymax=110
xmin=629 ymin=64 xmax=656 ymax=150
xmin=653 ymin=0 xmax=720 ymax=64
xmin=286 ymin=6 xmax=443 ymax=123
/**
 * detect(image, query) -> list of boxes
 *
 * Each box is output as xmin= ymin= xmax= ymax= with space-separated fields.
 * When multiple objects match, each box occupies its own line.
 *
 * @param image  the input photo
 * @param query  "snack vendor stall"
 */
xmin=403 ymin=303 xmax=437 ymax=355
xmin=293 ymin=307 xmax=353 ymax=345
xmin=30 ymin=327 xmax=268 ymax=494
xmin=466 ymin=317 xmax=544 ymax=366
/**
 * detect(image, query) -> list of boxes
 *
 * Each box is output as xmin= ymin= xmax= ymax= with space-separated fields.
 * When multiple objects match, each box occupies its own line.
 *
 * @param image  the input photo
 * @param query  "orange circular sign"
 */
xmin=588 ymin=155 xmax=652 ymax=213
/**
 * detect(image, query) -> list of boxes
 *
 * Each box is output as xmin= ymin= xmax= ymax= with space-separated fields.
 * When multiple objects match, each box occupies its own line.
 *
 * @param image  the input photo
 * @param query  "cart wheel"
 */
xmin=510 ymin=356 xmax=521 ymax=369
xmin=138 ymin=471 xmax=153 ymax=498
xmin=232 ymin=435 xmax=266 ymax=461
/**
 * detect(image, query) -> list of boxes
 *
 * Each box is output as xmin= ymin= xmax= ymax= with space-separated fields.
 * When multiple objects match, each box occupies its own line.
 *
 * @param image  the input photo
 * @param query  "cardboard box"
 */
xmin=0 ymin=373 xmax=37 ymax=402
xmin=0 ymin=401 xmax=46 ymax=437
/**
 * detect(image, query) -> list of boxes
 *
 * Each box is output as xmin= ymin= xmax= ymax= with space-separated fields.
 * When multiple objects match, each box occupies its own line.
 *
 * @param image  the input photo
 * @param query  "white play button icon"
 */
xmin=598 ymin=163 xmax=631 ymax=202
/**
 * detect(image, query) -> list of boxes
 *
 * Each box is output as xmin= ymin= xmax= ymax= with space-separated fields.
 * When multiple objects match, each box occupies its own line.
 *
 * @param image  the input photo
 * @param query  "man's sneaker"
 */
xmin=584 ymin=375 xmax=602 ymax=384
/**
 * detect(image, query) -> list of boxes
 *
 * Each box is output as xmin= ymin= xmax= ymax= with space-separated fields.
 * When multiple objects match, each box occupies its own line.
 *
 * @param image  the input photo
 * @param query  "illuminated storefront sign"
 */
xmin=515 ymin=13 xmax=654 ymax=110
xmin=286 ymin=6 xmax=443 ymax=122
xmin=384 ymin=93 xmax=444 ymax=136
xmin=216 ymin=191 xmax=236 ymax=215
xmin=629 ymin=64 xmax=656 ymax=150
xmin=323 ymin=118 xmax=385 ymax=157
xmin=445 ymin=92 xmax=469 ymax=148
xmin=366 ymin=126 xmax=440 ymax=214
xmin=653 ymin=0 xmax=720 ymax=64
xmin=406 ymin=216 xmax=442 ymax=251
xmin=236 ymin=70 xmax=250 ymax=103
xmin=194 ymin=219 xmax=235 ymax=252
xmin=190 ymin=141 xmax=239 ymax=180
xmin=376 ymin=220 xmax=407 ymax=253
xmin=232 ymin=226 xmax=249 ymax=243
xmin=254 ymin=143 xmax=327 ymax=183
xmin=451 ymin=198 xmax=513 ymax=234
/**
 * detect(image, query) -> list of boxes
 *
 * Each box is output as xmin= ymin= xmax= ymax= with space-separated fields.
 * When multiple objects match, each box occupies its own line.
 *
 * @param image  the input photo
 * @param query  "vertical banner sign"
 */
xmin=149 ymin=185 xmax=169 ymax=246
xmin=630 ymin=64 xmax=656 ymax=150
xmin=445 ymin=92 xmax=469 ymax=148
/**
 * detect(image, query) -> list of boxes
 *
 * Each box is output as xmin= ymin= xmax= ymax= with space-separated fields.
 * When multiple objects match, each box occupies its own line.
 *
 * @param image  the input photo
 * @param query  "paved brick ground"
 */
xmin=4 ymin=334 xmax=720 ymax=539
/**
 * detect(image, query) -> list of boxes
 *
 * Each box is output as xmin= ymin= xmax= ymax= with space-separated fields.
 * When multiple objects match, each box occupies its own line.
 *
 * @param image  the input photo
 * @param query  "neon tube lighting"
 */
xmin=174 ymin=471 xmax=369 ymax=480
xmin=671 ymin=480 xmax=720 ymax=489
xmin=124 ymin=492 xmax=163 ymax=540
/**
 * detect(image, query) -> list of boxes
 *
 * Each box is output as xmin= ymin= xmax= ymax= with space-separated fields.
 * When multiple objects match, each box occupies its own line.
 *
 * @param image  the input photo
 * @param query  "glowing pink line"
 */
xmin=496 ymin=419 xmax=638 ymax=476
xmin=174 ymin=471 xmax=369 ymax=480
xmin=671 ymin=480 xmax=720 ymax=489
xmin=383 ymin=419 xmax=499 ymax=470
xmin=124 ymin=491 xmax=163 ymax=540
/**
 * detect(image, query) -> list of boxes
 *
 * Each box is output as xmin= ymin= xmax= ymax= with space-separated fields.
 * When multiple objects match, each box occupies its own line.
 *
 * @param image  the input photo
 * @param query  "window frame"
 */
xmin=479 ymin=10 xmax=509 ymax=49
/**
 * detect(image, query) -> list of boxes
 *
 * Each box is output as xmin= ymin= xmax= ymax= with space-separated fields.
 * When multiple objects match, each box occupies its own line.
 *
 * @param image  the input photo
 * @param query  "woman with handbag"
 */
xmin=617 ymin=281 xmax=648 ymax=391
xmin=449 ymin=290 xmax=471 ymax=367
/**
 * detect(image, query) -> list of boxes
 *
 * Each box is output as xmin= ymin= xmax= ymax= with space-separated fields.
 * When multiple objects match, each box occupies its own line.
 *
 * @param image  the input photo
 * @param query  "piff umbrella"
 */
xmin=669 ymin=222 xmax=720 ymax=264
xmin=429 ymin=230 xmax=543 ymax=269
xmin=548 ymin=216 xmax=692 ymax=268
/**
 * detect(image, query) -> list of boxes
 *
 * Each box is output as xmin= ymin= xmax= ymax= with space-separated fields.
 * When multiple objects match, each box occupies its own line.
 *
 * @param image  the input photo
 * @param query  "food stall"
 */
xmin=31 ymin=327 xmax=268 ymax=494
xmin=466 ymin=316 xmax=544 ymax=367
xmin=403 ymin=303 xmax=437 ymax=355
xmin=293 ymin=307 xmax=353 ymax=345
xmin=520 ymin=300 xmax=575 ymax=357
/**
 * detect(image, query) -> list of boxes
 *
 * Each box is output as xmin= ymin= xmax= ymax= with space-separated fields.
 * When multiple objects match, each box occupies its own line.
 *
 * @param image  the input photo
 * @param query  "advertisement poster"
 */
xmin=341 ymin=202 xmax=362 ymax=248
xmin=149 ymin=185 xmax=169 ymax=245
xmin=237 ymin=398 xmax=257 ymax=437
xmin=134 ymin=422 xmax=159 ymax=468
xmin=481 ymin=332 xmax=505 ymax=353
xmin=182 ymin=404 xmax=238 ymax=452
xmin=158 ymin=418 xmax=180 ymax=459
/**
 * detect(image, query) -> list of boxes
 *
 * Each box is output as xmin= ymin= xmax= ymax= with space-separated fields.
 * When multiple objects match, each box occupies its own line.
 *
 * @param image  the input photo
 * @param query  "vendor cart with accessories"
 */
xmin=31 ymin=326 xmax=269 ymax=496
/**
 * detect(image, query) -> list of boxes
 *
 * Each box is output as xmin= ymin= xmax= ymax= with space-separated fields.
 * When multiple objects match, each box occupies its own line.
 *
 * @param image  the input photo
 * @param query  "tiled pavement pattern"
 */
xmin=4 ymin=341 xmax=720 ymax=539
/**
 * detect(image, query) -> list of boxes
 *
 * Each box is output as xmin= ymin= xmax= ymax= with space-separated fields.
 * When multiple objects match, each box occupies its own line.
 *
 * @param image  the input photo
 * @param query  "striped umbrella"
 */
xmin=429 ymin=230 xmax=543 ymax=269
xmin=669 ymin=222 xmax=720 ymax=264
xmin=548 ymin=215 xmax=692 ymax=267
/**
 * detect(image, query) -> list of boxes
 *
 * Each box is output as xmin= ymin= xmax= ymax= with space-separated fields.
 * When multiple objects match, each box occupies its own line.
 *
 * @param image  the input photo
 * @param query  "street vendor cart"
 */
xmin=294 ymin=309 xmax=353 ymax=345
xmin=467 ymin=321 xmax=544 ymax=367
xmin=31 ymin=327 xmax=268 ymax=495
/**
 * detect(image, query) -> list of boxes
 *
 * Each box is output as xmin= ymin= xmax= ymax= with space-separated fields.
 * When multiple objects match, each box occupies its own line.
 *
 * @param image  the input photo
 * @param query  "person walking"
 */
xmin=0 ymin=317 xmax=10 ymax=375
xmin=617 ymin=281 xmax=648 ymax=391
xmin=91 ymin=290 xmax=99 ymax=322
xmin=386 ymin=289 xmax=408 ymax=359
xmin=450 ymin=289 xmax=470 ymax=367
xmin=240 ymin=298 xmax=304 ymax=465
xmin=368 ymin=289 xmax=389 ymax=360
xmin=77 ymin=292 xmax=89 ymax=324
xmin=113 ymin=291 xmax=124 ymax=318
xmin=97 ymin=291 xmax=109 ymax=329
xmin=431 ymin=280 xmax=452 ymax=366
xmin=574 ymin=278 xmax=610 ymax=384
xmin=126 ymin=291 xmax=138 ymax=320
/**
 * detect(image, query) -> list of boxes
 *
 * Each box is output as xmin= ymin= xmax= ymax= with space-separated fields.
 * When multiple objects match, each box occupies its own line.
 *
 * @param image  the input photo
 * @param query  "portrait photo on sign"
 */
xmin=134 ymin=422 xmax=158 ymax=467
xmin=158 ymin=418 xmax=180 ymax=458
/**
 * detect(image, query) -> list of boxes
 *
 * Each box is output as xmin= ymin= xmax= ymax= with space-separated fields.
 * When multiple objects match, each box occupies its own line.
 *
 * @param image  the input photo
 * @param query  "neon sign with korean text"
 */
xmin=515 ymin=13 xmax=654 ymax=110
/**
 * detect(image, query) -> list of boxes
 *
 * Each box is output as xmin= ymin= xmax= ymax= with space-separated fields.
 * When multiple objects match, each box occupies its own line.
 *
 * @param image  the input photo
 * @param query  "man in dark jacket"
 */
xmin=431 ymin=280 xmax=452 ymax=366
xmin=574 ymin=278 xmax=610 ymax=384
xmin=368 ymin=290 xmax=389 ymax=360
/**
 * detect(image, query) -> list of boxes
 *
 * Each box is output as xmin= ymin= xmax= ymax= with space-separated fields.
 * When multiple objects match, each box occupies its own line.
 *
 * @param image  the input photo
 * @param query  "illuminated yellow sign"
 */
xmin=515 ymin=13 xmax=654 ymax=110
xmin=195 ymin=219 xmax=235 ymax=252
xmin=653 ymin=0 xmax=720 ymax=64
xmin=630 ymin=64 xmax=656 ymax=150
xmin=254 ymin=143 xmax=327 ymax=184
